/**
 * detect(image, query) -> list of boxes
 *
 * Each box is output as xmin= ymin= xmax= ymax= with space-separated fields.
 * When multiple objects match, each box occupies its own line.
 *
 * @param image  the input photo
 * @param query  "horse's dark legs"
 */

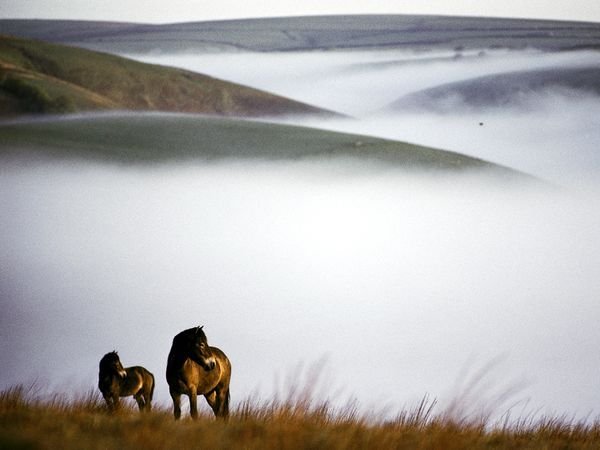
xmin=109 ymin=394 xmax=120 ymax=412
xmin=103 ymin=394 xmax=114 ymax=412
xmin=217 ymin=388 xmax=230 ymax=418
xmin=170 ymin=389 xmax=182 ymax=420
xmin=143 ymin=392 xmax=152 ymax=412
xmin=205 ymin=388 xmax=230 ymax=419
xmin=134 ymin=393 xmax=145 ymax=411
xmin=205 ymin=390 xmax=217 ymax=415
xmin=218 ymin=388 xmax=230 ymax=418
xmin=142 ymin=381 xmax=153 ymax=412
xmin=188 ymin=386 xmax=199 ymax=420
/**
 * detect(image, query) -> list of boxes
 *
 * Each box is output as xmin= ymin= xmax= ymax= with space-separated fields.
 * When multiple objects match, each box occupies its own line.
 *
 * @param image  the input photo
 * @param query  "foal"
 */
xmin=98 ymin=351 xmax=155 ymax=412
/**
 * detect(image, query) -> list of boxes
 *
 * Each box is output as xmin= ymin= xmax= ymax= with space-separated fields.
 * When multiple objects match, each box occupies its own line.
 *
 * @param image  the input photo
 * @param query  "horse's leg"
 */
xmin=112 ymin=394 xmax=120 ymax=411
xmin=205 ymin=388 xmax=230 ymax=419
xmin=170 ymin=389 xmax=182 ymax=420
xmin=134 ymin=393 xmax=145 ymax=412
xmin=204 ymin=390 xmax=218 ymax=417
xmin=216 ymin=387 xmax=230 ymax=419
xmin=188 ymin=386 xmax=199 ymax=420
xmin=103 ymin=394 xmax=114 ymax=412
xmin=142 ymin=389 xmax=152 ymax=412
xmin=143 ymin=378 xmax=153 ymax=412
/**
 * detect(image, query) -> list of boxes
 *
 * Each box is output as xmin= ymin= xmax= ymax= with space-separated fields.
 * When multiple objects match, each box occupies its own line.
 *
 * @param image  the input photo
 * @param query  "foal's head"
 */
xmin=99 ymin=351 xmax=127 ymax=378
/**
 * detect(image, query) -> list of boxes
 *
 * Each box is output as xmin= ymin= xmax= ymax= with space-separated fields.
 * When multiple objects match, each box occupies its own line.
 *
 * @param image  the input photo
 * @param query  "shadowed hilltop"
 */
xmin=386 ymin=66 xmax=600 ymax=112
xmin=0 ymin=35 xmax=339 ymax=118
xmin=1 ymin=16 xmax=600 ymax=53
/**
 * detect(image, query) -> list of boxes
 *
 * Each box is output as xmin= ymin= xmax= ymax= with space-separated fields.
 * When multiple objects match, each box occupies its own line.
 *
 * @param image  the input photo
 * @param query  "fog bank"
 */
xmin=2 ymin=159 xmax=600 ymax=419
xmin=131 ymin=48 xmax=600 ymax=187
xmin=132 ymin=49 xmax=600 ymax=116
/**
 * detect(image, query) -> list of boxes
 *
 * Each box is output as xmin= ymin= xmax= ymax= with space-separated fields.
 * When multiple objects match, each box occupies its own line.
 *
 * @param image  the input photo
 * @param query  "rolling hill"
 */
xmin=2 ymin=15 xmax=600 ymax=54
xmin=0 ymin=113 xmax=529 ymax=179
xmin=386 ymin=66 xmax=600 ymax=111
xmin=0 ymin=35 xmax=337 ymax=117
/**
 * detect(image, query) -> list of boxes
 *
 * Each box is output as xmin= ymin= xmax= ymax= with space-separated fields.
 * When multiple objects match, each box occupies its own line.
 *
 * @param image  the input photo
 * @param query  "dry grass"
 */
xmin=2 ymin=382 xmax=600 ymax=450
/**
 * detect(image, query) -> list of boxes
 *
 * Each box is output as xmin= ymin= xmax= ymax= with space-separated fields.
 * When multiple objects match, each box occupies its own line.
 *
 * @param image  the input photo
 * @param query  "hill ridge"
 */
xmin=0 ymin=112 xmax=536 ymax=184
xmin=0 ymin=34 xmax=339 ymax=117
xmin=2 ymin=15 xmax=599 ymax=53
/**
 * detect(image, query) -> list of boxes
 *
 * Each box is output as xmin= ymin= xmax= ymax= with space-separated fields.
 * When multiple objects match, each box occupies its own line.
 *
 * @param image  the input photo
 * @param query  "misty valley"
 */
xmin=2 ymin=15 xmax=600 ymax=423
xmin=133 ymin=47 xmax=600 ymax=187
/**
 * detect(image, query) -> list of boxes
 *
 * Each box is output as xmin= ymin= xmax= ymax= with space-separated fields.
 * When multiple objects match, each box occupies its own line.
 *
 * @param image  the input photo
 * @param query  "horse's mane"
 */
xmin=173 ymin=326 xmax=206 ymax=344
xmin=99 ymin=351 xmax=120 ymax=370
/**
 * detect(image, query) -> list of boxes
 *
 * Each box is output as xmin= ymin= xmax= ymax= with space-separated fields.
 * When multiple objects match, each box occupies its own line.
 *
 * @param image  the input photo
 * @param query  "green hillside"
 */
xmin=0 ymin=113 xmax=530 ymax=180
xmin=0 ymin=35 xmax=336 ymax=117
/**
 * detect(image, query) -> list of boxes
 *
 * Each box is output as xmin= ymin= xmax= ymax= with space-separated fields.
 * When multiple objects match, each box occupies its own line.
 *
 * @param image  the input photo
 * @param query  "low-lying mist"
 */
xmin=132 ymin=48 xmax=600 ymax=116
xmin=2 ymin=158 xmax=600 ymax=419
xmin=131 ymin=48 xmax=600 ymax=187
xmin=294 ymin=94 xmax=600 ymax=188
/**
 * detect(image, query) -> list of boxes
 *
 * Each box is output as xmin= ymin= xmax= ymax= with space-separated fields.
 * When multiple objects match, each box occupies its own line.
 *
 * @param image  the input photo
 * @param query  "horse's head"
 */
xmin=99 ymin=351 xmax=127 ymax=378
xmin=182 ymin=326 xmax=217 ymax=371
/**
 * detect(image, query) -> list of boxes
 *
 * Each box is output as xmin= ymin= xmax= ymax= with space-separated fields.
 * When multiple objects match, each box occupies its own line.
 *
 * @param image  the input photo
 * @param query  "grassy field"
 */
xmin=0 ymin=35 xmax=335 ymax=118
xmin=0 ymin=113 xmax=530 ymax=179
xmin=2 ymin=385 xmax=599 ymax=450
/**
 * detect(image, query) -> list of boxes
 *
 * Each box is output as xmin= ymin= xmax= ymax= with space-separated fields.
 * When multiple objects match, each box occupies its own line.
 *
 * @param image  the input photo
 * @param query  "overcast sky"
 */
xmin=1 ymin=0 xmax=600 ymax=23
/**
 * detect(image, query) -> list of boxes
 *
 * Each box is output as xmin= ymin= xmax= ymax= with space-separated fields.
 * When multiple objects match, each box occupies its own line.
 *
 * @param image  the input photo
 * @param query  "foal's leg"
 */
xmin=143 ymin=390 xmax=152 ymax=412
xmin=111 ymin=394 xmax=121 ymax=411
xmin=134 ymin=393 xmax=145 ymax=412
xmin=142 ymin=380 xmax=153 ymax=412
xmin=103 ymin=394 xmax=114 ymax=412
xmin=170 ymin=389 xmax=182 ymax=420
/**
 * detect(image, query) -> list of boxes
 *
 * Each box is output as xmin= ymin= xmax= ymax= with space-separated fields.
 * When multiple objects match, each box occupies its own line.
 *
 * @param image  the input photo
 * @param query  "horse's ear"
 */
xmin=195 ymin=326 xmax=204 ymax=335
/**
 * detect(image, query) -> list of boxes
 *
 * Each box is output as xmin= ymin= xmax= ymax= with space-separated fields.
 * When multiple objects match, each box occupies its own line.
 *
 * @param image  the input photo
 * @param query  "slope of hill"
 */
xmin=0 ymin=35 xmax=337 ymax=117
xmin=0 ymin=113 xmax=530 ymax=180
xmin=2 ymin=15 xmax=600 ymax=53
xmin=386 ymin=66 xmax=600 ymax=111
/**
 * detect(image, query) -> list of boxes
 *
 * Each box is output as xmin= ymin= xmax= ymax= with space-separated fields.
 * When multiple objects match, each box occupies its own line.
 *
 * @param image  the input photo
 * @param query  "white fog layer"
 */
xmin=1 ymin=160 xmax=600 ymax=418
xmin=133 ymin=49 xmax=600 ymax=115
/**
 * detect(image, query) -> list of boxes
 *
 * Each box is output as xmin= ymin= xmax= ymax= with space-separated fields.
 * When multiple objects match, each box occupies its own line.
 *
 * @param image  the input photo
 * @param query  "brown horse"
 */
xmin=98 ymin=351 xmax=155 ymax=412
xmin=166 ymin=326 xmax=231 ymax=419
